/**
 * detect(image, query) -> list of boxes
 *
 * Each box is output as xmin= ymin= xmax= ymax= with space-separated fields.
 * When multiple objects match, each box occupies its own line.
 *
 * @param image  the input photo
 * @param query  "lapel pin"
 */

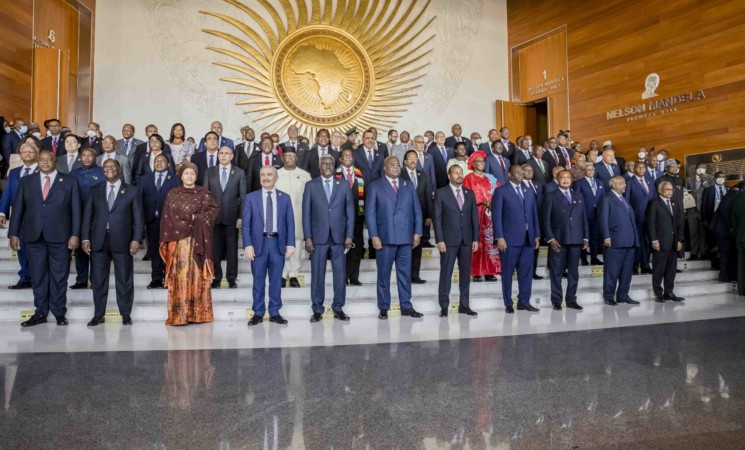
xmin=120 ymin=189 xmax=125 ymax=194
xmin=231 ymin=170 xmax=235 ymax=175
xmin=335 ymin=181 xmax=339 ymax=185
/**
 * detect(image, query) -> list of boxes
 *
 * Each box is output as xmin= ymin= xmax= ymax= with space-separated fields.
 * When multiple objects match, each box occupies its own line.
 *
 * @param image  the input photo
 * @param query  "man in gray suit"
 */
xmin=98 ymin=135 xmax=132 ymax=184
xmin=57 ymin=134 xmax=84 ymax=174
xmin=203 ymin=146 xmax=247 ymax=288
xmin=684 ymin=162 xmax=713 ymax=260
xmin=115 ymin=124 xmax=143 ymax=173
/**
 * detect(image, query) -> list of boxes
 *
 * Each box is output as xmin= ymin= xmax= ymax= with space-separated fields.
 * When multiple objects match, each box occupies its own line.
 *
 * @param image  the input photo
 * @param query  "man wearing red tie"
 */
xmin=247 ymin=137 xmax=283 ymax=192
xmin=335 ymin=149 xmax=366 ymax=285
xmin=40 ymin=119 xmax=63 ymax=155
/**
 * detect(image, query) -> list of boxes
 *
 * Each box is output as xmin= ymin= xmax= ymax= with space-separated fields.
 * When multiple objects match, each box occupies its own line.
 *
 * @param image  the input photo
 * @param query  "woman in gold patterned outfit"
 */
xmin=160 ymin=162 xmax=218 ymax=326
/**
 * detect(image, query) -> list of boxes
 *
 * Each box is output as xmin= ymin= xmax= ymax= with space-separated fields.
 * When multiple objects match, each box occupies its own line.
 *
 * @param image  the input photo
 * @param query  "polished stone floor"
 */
xmin=2 ymin=317 xmax=745 ymax=449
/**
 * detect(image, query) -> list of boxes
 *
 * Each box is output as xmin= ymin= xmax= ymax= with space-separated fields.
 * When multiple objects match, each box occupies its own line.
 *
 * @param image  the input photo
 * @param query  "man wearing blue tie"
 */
xmin=598 ymin=176 xmax=641 ymax=305
xmin=366 ymin=156 xmax=424 ymax=319
xmin=573 ymin=164 xmax=604 ymax=265
xmin=543 ymin=170 xmax=589 ymax=310
xmin=491 ymin=165 xmax=541 ymax=313
xmin=302 ymin=155 xmax=355 ymax=322
xmin=624 ymin=162 xmax=656 ymax=274
xmin=243 ymin=166 xmax=295 ymax=325
xmin=594 ymin=148 xmax=622 ymax=189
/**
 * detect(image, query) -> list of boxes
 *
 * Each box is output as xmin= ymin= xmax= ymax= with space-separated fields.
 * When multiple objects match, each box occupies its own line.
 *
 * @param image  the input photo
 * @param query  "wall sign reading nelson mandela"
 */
xmin=200 ymin=0 xmax=435 ymax=137
xmin=606 ymin=73 xmax=706 ymax=121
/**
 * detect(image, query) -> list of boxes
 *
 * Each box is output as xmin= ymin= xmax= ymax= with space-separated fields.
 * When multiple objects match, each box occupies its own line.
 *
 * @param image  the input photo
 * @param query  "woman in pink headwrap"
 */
xmin=462 ymin=151 xmax=501 ymax=281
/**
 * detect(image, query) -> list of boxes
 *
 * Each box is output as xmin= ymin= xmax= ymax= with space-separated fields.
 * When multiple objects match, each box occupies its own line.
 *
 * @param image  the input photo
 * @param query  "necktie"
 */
xmin=516 ymin=186 xmax=524 ymax=206
xmin=156 ymin=173 xmax=163 ymax=191
xmin=590 ymin=178 xmax=597 ymax=195
xmin=324 ymin=179 xmax=331 ymax=202
xmin=562 ymin=149 xmax=571 ymax=168
xmin=640 ymin=178 xmax=649 ymax=194
xmin=68 ymin=155 xmax=75 ymax=169
xmin=265 ymin=155 xmax=270 ymax=166
xmin=440 ymin=147 xmax=446 ymax=162
xmin=552 ymin=151 xmax=559 ymax=164
xmin=392 ymin=180 xmax=398 ymax=195
xmin=22 ymin=167 xmax=30 ymax=177
xmin=620 ymin=195 xmax=630 ymax=213
xmin=410 ymin=171 xmax=417 ymax=188
xmin=607 ymin=164 xmax=614 ymax=176
xmin=418 ymin=152 xmax=424 ymax=168
xmin=456 ymin=188 xmax=463 ymax=210
xmin=89 ymin=137 xmax=95 ymax=147
xmin=720 ymin=187 xmax=725 ymax=198
xmin=666 ymin=199 xmax=673 ymax=215
xmin=346 ymin=168 xmax=353 ymax=186
xmin=221 ymin=167 xmax=228 ymax=191
xmin=209 ymin=154 xmax=214 ymax=168
xmin=564 ymin=190 xmax=572 ymax=204
xmin=537 ymin=159 xmax=545 ymax=174
xmin=265 ymin=191 xmax=273 ymax=233
xmin=498 ymin=156 xmax=505 ymax=172
xmin=108 ymin=185 xmax=116 ymax=210
xmin=367 ymin=150 xmax=373 ymax=167
xmin=529 ymin=181 xmax=537 ymax=195
xmin=52 ymin=137 xmax=58 ymax=154
xmin=42 ymin=176 xmax=50 ymax=200
xmin=125 ymin=140 xmax=130 ymax=155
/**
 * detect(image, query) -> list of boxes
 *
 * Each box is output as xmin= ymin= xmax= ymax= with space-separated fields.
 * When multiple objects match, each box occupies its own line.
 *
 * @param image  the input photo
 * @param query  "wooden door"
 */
xmin=32 ymin=48 xmax=70 ymax=124
xmin=495 ymin=100 xmax=527 ymax=138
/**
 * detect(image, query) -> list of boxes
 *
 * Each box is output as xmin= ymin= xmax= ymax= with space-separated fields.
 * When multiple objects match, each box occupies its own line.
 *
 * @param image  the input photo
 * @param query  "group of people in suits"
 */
xmin=1 ymin=117 xmax=740 ymax=328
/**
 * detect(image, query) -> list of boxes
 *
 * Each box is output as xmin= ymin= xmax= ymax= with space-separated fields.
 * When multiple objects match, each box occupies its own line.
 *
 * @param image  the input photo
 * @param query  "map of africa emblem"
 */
xmin=200 ymin=0 xmax=435 ymax=136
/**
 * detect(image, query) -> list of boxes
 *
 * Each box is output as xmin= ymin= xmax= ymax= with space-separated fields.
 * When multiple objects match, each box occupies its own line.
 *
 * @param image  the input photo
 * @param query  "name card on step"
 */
xmin=591 ymin=267 xmax=604 ymax=277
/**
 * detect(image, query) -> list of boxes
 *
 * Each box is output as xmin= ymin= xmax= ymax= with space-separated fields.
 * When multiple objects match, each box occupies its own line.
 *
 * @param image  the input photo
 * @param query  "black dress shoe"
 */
xmin=676 ymin=269 xmax=683 ymax=273
xmin=56 ymin=316 xmax=68 ymax=326
xmin=532 ymin=274 xmax=544 ymax=280
xmin=289 ymin=277 xmax=301 ymax=288
xmin=247 ymin=315 xmax=263 ymax=326
xmin=21 ymin=314 xmax=47 ymax=327
xmin=310 ymin=313 xmax=322 ymax=323
xmin=566 ymin=303 xmax=583 ymax=310
xmin=411 ymin=277 xmax=426 ymax=284
xmin=654 ymin=295 xmax=665 ymax=303
xmin=641 ymin=268 xmax=653 ymax=275
xmin=458 ymin=306 xmax=478 ymax=316
xmin=333 ymin=311 xmax=350 ymax=321
xmin=604 ymin=299 xmax=617 ymax=306
xmin=505 ymin=306 xmax=515 ymax=314
xmin=562 ymin=271 xmax=568 ymax=278
xmin=210 ymin=280 xmax=221 ymax=289
xmin=281 ymin=278 xmax=287 ymax=288
xmin=122 ymin=315 xmax=133 ymax=325
xmin=401 ymin=308 xmax=423 ymax=318
xmin=378 ymin=310 xmax=388 ymax=320
xmin=484 ymin=275 xmax=498 ymax=282
xmin=143 ymin=254 xmax=150 ymax=261
xmin=269 ymin=314 xmax=288 ymax=324
xmin=517 ymin=304 xmax=539 ymax=312
xmin=348 ymin=279 xmax=362 ymax=286
xmin=147 ymin=280 xmax=164 ymax=289
xmin=87 ymin=316 xmax=105 ymax=327
xmin=472 ymin=276 xmax=483 ymax=282
xmin=8 ymin=281 xmax=32 ymax=290
xmin=420 ymin=241 xmax=434 ymax=248
xmin=591 ymin=258 xmax=603 ymax=265
xmin=228 ymin=281 xmax=238 ymax=289
xmin=552 ymin=305 xmax=562 ymax=311
xmin=439 ymin=308 xmax=448 ymax=317
xmin=581 ymin=259 xmax=589 ymax=266
xmin=617 ymin=298 xmax=640 ymax=305
xmin=70 ymin=282 xmax=88 ymax=290
xmin=665 ymin=294 xmax=685 ymax=302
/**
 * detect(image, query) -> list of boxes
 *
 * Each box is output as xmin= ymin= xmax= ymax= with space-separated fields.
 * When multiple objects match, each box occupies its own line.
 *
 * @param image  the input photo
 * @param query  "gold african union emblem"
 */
xmin=200 ymin=0 xmax=435 ymax=136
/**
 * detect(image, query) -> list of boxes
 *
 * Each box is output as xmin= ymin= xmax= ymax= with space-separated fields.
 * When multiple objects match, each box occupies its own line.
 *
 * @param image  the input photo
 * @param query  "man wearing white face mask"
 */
xmin=702 ymin=172 xmax=732 ymax=280
xmin=2 ymin=118 xmax=27 ymax=163
xmin=685 ymin=163 xmax=713 ymax=260
xmin=81 ymin=122 xmax=103 ymax=155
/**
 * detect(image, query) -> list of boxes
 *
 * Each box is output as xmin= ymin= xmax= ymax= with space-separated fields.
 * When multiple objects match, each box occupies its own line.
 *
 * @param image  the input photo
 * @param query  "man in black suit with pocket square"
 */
xmin=246 ymin=137 xmax=284 ymax=192
xmin=9 ymin=150 xmax=81 ymax=327
xmin=203 ymin=146 xmax=247 ymax=288
xmin=400 ymin=149 xmax=434 ymax=284
xmin=81 ymin=159 xmax=144 ymax=326
xmin=646 ymin=181 xmax=686 ymax=303
xmin=433 ymin=164 xmax=479 ymax=317
xmin=301 ymin=128 xmax=340 ymax=179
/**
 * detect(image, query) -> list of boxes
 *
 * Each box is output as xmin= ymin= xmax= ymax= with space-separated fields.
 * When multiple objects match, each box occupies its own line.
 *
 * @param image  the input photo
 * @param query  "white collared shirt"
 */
xmin=66 ymin=152 xmax=78 ymax=169
xmin=107 ymin=179 xmax=122 ymax=198
xmin=449 ymin=183 xmax=463 ymax=199
xmin=261 ymin=188 xmax=279 ymax=233
xmin=321 ymin=175 xmax=334 ymax=197
xmin=20 ymin=163 xmax=38 ymax=176
xmin=40 ymin=170 xmax=58 ymax=190
xmin=385 ymin=175 xmax=399 ymax=191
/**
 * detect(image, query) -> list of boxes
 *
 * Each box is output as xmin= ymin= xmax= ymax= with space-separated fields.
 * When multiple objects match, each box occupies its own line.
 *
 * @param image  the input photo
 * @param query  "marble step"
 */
xmin=0 ymin=279 xmax=733 ymax=323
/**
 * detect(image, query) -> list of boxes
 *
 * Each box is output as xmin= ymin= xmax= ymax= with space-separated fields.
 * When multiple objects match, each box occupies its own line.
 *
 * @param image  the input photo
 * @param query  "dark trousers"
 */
xmin=500 ymin=233 xmax=534 ymax=307
xmin=548 ymin=244 xmax=581 ymax=306
xmin=74 ymin=246 xmax=90 ymax=284
xmin=16 ymin=233 xmax=31 ymax=283
xmin=251 ymin=237 xmax=284 ymax=317
xmin=213 ymin=222 xmax=238 ymax=283
xmin=581 ymin=218 xmax=600 ymax=262
xmin=146 ymin=220 xmax=164 ymax=283
xmin=310 ymin=241 xmax=346 ymax=314
xmin=634 ymin=224 xmax=651 ymax=270
xmin=346 ymin=216 xmax=364 ymax=282
xmin=603 ymin=247 xmax=635 ymax=301
xmin=375 ymin=244 xmax=413 ymax=311
xmin=651 ymin=249 xmax=678 ymax=296
xmin=412 ymin=240 xmax=423 ymax=279
xmin=438 ymin=244 xmax=472 ymax=309
xmin=737 ymin=243 xmax=745 ymax=295
xmin=716 ymin=232 xmax=735 ymax=281
xmin=687 ymin=209 xmax=706 ymax=257
xmin=90 ymin=233 xmax=134 ymax=317
xmin=26 ymin=238 xmax=71 ymax=318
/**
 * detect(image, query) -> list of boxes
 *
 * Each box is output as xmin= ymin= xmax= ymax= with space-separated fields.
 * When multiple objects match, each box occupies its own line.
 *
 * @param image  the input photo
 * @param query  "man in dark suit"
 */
xmin=444 ymin=123 xmax=473 ymax=154
xmin=496 ymin=127 xmax=516 ymax=161
xmin=40 ymin=118 xmax=64 ymax=155
xmin=543 ymin=170 xmax=589 ymax=310
xmin=427 ymin=131 xmax=454 ymax=188
xmin=131 ymin=125 xmax=172 ymax=182
xmin=2 ymin=118 xmax=26 ymax=163
xmin=409 ymin=134 xmax=437 ymax=191
xmin=81 ymin=130 xmax=104 ymax=155
xmin=115 ymin=123 xmax=143 ymax=170
xmin=0 ymin=142 xmax=38 ymax=289
xmin=140 ymin=154 xmax=180 ymax=288
xmin=433 ymin=165 xmax=479 ymax=316
xmin=512 ymin=135 xmax=533 ymax=166
xmin=190 ymin=131 xmax=220 ymax=186
xmin=555 ymin=132 xmax=574 ymax=170
xmin=526 ymin=145 xmax=549 ymax=189
xmin=81 ymin=159 xmax=144 ymax=326
xmin=9 ymin=150 xmax=81 ymax=327
xmin=134 ymin=134 xmax=175 ymax=185
xmin=598 ymin=176 xmax=640 ymax=306
xmin=197 ymin=121 xmax=234 ymax=153
xmin=243 ymin=166 xmax=296 ymax=325
xmin=646 ymin=181 xmax=686 ymax=302
xmin=573 ymin=164 xmax=605 ymax=265
xmin=246 ymin=137 xmax=284 ymax=192
xmin=57 ymin=134 xmax=84 ymax=174
xmin=644 ymin=153 xmax=663 ymax=183
xmin=203 ymin=146 xmax=247 ymax=288
xmin=491 ymin=164 xmax=541 ymax=313
xmin=353 ymin=129 xmax=387 ymax=184
xmin=522 ymin=163 xmax=545 ymax=280
xmin=303 ymin=155 xmax=355 ymax=322
xmin=400 ymin=149 xmax=434 ymax=284
xmin=730 ymin=183 xmax=745 ymax=295
xmin=595 ymin=148 xmax=622 ymax=189
xmin=366 ymin=156 xmax=424 ymax=319
xmin=301 ymin=128 xmax=339 ymax=179
xmin=706 ymin=177 xmax=740 ymax=282
xmin=485 ymin=140 xmax=511 ymax=186
xmin=234 ymin=126 xmax=259 ymax=173
xmin=279 ymin=124 xmax=309 ymax=155
xmin=624 ymin=162 xmax=656 ymax=274
xmin=335 ymin=149 xmax=366 ymax=285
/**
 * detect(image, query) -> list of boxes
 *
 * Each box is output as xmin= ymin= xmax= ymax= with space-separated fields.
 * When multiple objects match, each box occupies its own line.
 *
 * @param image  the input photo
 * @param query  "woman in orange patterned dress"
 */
xmin=160 ymin=162 xmax=218 ymax=326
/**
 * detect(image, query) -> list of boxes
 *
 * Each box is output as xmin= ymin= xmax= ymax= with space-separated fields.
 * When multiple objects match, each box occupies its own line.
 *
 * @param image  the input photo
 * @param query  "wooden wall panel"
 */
xmin=0 ymin=0 xmax=34 ymax=119
xmin=507 ymin=0 xmax=745 ymax=164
